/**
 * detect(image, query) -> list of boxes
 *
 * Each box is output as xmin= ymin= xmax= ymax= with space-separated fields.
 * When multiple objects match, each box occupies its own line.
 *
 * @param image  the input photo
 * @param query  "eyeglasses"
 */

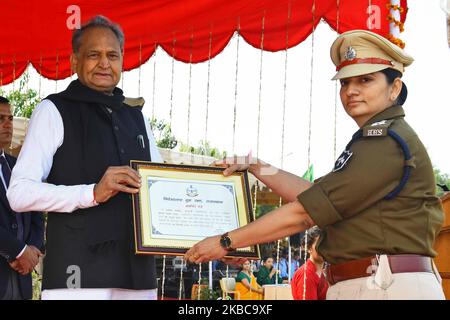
xmin=0 ymin=115 xmax=13 ymax=124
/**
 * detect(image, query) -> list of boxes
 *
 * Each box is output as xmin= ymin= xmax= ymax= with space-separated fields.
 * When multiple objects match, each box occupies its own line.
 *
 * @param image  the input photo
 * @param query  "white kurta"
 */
xmin=7 ymin=99 xmax=163 ymax=300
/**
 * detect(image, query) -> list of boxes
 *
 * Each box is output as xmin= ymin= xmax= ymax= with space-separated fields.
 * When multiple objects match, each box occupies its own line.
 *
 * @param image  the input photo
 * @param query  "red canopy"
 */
xmin=0 ymin=0 xmax=407 ymax=85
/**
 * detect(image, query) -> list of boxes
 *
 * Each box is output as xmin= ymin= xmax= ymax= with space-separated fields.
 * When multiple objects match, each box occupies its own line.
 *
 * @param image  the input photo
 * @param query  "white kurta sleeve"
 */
xmin=7 ymin=99 xmax=98 ymax=213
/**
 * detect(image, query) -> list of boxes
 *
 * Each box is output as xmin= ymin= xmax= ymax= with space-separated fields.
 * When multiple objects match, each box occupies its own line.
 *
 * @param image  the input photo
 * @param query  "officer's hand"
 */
xmin=212 ymin=155 xmax=259 ymax=177
xmin=94 ymin=166 xmax=141 ymax=203
xmin=184 ymin=236 xmax=228 ymax=264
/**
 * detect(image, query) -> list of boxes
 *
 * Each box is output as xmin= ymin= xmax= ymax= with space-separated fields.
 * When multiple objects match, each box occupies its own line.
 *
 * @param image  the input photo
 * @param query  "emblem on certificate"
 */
xmin=130 ymin=161 xmax=260 ymax=259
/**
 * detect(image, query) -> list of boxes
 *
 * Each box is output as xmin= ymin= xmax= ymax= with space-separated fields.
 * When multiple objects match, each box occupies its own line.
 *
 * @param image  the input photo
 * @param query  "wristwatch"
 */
xmin=220 ymin=232 xmax=235 ymax=251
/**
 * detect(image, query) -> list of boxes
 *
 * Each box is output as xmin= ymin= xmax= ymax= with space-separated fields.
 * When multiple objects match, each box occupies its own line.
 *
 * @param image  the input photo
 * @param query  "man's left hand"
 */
xmin=185 ymin=236 xmax=228 ymax=264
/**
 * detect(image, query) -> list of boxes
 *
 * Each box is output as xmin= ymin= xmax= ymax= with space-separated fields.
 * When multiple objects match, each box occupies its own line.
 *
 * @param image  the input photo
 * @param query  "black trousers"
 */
xmin=1 ymin=269 xmax=23 ymax=300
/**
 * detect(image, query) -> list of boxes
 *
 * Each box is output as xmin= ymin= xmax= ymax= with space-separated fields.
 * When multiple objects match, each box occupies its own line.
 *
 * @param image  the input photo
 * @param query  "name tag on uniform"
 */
xmin=363 ymin=119 xmax=394 ymax=137
xmin=364 ymin=128 xmax=385 ymax=136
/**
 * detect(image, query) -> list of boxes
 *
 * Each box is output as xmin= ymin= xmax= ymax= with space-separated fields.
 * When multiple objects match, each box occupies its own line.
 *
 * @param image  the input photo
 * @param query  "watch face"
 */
xmin=221 ymin=236 xmax=231 ymax=248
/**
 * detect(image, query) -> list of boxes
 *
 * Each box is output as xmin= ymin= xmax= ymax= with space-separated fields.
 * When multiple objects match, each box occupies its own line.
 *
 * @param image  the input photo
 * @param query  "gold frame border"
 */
xmin=130 ymin=160 xmax=260 ymax=260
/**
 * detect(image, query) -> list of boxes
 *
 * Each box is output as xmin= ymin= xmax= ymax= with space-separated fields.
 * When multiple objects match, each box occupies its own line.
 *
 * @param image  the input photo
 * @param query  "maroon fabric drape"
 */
xmin=0 ymin=0 xmax=408 ymax=85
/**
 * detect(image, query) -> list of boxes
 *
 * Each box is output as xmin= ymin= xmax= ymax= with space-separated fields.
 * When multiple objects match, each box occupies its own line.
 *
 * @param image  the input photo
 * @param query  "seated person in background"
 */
xmin=291 ymin=227 xmax=328 ymax=300
xmin=256 ymin=256 xmax=283 ymax=286
xmin=274 ymin=249 xmax=289 ymax=280
xmin=274 ymin=248 xmax=300 ymax=281
xmin=293 ymin=249 xmax=305 ymax=269
xmin=235 ymin=260 xmax=263 ymax=300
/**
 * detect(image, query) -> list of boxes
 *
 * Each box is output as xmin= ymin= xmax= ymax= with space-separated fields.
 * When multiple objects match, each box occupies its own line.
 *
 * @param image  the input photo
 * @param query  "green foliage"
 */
xmin=179 ymin=140 xmax=227 ymax=159
xmin=434 ymin=167 xmax=450 ymax=197
xmin=198 ymin=286 xmax=221 ymax=300
xmin=0 ymin=72 xmax=40 ymax=119
xmin=32 ymin=271 xmax=42 ymax=300
xmin=149 ymin=117 xmax=177 ymax=149
xmin=255 ymin=204 xmax=276 ymax=219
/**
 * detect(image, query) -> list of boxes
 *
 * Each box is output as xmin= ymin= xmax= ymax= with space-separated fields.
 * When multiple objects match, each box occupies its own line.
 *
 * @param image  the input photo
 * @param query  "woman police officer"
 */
xmin=185 ymin=30 xmax=445 ymax=300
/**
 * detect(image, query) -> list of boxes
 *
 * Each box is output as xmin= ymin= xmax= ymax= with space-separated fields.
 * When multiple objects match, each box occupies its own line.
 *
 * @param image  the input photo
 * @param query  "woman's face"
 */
xmin=339 ymin=71 xmax=401 ymax=127
xmin=242 ymin=261 xmax=251 ymax=271
xmin=264 ymin=258 xmax=274 ymax=269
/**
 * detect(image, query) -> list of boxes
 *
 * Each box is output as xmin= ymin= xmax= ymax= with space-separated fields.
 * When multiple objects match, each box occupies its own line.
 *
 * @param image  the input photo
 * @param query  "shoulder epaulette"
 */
xmin=362 ymin=119 xmax=395 ymax=137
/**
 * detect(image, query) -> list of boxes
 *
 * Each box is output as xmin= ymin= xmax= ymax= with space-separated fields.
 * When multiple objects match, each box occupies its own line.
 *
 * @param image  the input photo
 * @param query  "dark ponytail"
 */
xmin=380 ymin=68 xmax=408 ymax=106
xmin=300 ymin=226 xmax=322 ymax=250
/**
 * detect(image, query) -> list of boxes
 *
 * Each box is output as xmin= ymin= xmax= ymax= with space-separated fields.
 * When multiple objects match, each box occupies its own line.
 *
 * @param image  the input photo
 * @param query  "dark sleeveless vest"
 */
xmin=42 ymin=80 xmax=156 ymax=290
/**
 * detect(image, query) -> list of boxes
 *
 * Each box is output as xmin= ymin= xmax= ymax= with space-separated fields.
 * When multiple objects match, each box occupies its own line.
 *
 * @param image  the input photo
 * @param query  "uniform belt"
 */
xmin=325 ymin=254 xmax=434 ymax=286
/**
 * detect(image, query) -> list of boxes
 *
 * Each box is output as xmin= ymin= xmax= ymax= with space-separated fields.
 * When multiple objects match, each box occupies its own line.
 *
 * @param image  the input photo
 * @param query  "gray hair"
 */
xmin=72 ymin=15 xmax=124 ymax=54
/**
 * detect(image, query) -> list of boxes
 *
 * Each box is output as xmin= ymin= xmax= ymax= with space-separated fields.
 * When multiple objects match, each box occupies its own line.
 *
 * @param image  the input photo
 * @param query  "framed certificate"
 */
xmin=130 ymin=161 xmax=260 ymax=259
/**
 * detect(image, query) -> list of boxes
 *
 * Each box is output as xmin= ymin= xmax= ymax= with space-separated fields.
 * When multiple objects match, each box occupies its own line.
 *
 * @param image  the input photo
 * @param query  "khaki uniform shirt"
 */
xmin=297 ymin=106 xmax=444 ymax=265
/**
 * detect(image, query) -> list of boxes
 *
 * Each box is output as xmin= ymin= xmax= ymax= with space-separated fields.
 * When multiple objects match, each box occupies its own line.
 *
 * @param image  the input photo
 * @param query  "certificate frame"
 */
xmin=130 ymin=161 xmax=260 ymax=259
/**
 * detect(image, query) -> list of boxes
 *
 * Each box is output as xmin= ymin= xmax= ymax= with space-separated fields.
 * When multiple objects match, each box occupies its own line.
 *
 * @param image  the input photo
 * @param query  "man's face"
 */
xmin=71 ymin=27 xmax=123 ymax=94
xmin=0 ymin=103 xmax=13 ymax=149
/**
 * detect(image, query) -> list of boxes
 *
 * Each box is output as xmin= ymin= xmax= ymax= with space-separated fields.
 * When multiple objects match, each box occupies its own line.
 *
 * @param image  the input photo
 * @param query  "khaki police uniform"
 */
xmin=297 ymin=30 xmax=446 ymax=300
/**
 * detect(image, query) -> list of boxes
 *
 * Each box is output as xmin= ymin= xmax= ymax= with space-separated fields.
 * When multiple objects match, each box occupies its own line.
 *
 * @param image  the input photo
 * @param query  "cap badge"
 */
xmin=344 ymin=46 xmax=357 ymax=61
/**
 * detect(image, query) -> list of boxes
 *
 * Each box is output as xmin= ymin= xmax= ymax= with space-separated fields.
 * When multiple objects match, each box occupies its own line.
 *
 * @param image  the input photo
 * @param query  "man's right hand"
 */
xmin=9 ymin=245 xmax=43 ymax=275
xmin=94 ymin=166 xmax=142 ymax=203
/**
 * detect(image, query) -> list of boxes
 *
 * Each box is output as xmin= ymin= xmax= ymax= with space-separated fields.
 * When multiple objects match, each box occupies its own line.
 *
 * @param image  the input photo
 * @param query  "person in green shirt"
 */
xmin=185 ymin=30 xmax=445 ymax=300
xmin=255 ymin=257 xmax=282 ymax=286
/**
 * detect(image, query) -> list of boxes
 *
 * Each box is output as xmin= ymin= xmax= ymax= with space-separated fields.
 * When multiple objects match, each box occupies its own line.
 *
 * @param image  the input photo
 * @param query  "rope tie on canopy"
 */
xmin=151 ymin=41 xmax=157 ymax=120
xmin=138 ymin=41 xmax=142 ymax=97
xmin=55 ymin=50 xmax=59 ymax=93
xmin=225 ymin=264 xmax=230 ymax=299
xmin=25 ymin=66 xmax=29 ymax=93
xmin=252 ymin=11 xmax=266 ymax=290
xmin=169 ymin=37 xmax=176 ymax=127
xmin=280 ymin=1 xmax=292 ymax=284
xmin=255 ymin=13 xmax=265 ymax=161
xmin=188 ymin=29 xmax=214 ymax=297
xmin=275 ymin=239 xmax=281 ymax=287
xmin=160 ymin=254 xmax=167 ymax=300
xmin=38 ymin=54 xmax=43 ymax=98
xmin=178 ymin=259 xmax=185 ymax=300
xmin=186 ymin=29 xmax=194 ymax=146
xmin=333 ymin=0 xmax=341 ymax=160
xmin=12 ymin=55 xmax=16 ymax=92
xmin=197 ymin=262 xmax=203 ymax=300
xmin=249 ymin=259 xmax=255 ymax=296
xmin=231 ymin=17 xmax=241 ymax=155
xmin=303 ymin=0 xmax=317 ymax=300
xmin=204 ymin=29 xmax=213 ymax=147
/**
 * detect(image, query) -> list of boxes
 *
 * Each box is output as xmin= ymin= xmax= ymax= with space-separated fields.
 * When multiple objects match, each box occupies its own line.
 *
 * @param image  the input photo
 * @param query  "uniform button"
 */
xmin=120 ymin=148 xmax=125 ymax=154
xmin=114 ymin=125 xmax=119 ymax=131
xmin=11 ymin=223 xmax=17 ymax=229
